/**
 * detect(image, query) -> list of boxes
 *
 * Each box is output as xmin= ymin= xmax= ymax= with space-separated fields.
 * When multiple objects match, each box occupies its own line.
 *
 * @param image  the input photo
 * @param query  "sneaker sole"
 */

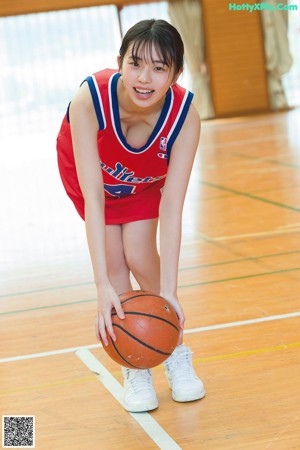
xmin=172 ymin=389 xmax=206 ymax=403
xmin=123 ymin=399 xmax=159 ymax=413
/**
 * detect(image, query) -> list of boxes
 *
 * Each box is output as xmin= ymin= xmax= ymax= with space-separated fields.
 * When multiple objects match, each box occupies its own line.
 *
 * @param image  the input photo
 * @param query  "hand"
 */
xmin=95 ymin=284 xmax=125 ymax=346
xmin=160 ymin=293 xmax=185 ymax=344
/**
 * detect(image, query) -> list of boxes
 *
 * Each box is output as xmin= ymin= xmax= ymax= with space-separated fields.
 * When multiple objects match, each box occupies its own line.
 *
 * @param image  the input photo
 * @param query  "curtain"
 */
xmin=168 ymin=0 xmax=215 ymax=119
xmin=260 ymin=1 xmax=293 ymax=109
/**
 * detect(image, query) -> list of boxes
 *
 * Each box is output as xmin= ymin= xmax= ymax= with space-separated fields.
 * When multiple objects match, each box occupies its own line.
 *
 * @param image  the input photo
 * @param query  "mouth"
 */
xmin=134 ymin=87 xmax=155 ymax=96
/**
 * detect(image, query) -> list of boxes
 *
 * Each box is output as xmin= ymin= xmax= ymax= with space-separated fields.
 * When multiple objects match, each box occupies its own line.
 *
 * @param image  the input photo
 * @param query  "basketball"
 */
xmin=101 ymin=290 xmax=180 ymax=369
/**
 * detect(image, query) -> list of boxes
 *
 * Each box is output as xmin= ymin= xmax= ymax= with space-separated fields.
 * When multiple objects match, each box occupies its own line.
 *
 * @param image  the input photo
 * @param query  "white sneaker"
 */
xmin=122 ymin=367 xmax=159 ymax=412
xmin=163 ymin=344 xmax=206 ymax=402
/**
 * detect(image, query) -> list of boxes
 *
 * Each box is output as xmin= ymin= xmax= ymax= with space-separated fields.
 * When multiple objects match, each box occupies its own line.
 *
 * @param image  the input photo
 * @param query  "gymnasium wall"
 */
xmin=0 ymin=0 xmax=298 ymax=119
xmin=201 ymin=0 xmax=269 ymax=117
xmin=0 ymin=0 xmax=151 ymax=16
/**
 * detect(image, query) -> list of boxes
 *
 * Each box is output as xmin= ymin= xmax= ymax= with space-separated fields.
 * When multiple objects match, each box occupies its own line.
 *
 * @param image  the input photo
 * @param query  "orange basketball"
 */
xmin=101 ymin=290 xmax=180 ymax=369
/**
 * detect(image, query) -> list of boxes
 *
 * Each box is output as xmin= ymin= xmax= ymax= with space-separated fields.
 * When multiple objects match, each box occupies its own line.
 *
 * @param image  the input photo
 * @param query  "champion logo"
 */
xmin=157 ymin=153 xmax=168 ymax=160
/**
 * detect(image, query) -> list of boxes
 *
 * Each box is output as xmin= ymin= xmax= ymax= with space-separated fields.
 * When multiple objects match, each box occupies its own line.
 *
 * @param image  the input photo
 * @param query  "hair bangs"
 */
xmin=131 ymin=37 xmax=172 ymax=68
xmin=119 ymin=20 xmax=184 ymax=74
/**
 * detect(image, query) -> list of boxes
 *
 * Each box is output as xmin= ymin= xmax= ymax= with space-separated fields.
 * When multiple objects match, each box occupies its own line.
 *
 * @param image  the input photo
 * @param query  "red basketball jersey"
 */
xmin=57 ymin=69 xmax=194 ymax=224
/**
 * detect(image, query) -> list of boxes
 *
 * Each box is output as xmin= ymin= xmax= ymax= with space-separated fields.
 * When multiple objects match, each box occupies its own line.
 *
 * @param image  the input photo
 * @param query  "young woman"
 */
xmin=57 ymin=19 xmax=205 ymax=412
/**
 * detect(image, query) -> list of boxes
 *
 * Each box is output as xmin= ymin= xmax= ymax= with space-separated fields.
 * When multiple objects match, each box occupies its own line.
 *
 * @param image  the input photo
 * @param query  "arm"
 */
xmin=69 ymin=82 xmax=124 ymax=345
xmin=159 ymin=104 xmax=200 ymax=336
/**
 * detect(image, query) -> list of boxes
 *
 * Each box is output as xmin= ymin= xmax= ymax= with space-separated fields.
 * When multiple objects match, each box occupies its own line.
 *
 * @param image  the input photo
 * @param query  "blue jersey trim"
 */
xmin=110 ymin=72 xmax=172 ymax=154
xmin=83 ymin=76 xmax=106 ymax=130
xmin=166 ymin=91 xmax=194 ymax=160
xmin=66 ymin=102 xmax=71 ymax=123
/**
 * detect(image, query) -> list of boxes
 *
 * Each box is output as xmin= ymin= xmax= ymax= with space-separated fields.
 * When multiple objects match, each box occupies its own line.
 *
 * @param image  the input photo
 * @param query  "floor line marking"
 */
xmin=181 ymin=227 xmax=300 ymax=246
xmin=179 ymin=267 xmax=300 ymax=289
xmin=0 ymin=343 xmax=102 ymax=363
xmin=232 ymin=150 xmax=300 ymax=170
xmin=76 ymin=349 xmax=182 ymax=450
xmin=180 ymin=249 xmax=300 ymax=271
xmin=212 ymin=229 xmax=300 ymax=241
xmin=0 ymin=246 xmax=300 ymax=298
xmin=0 ymin=375 xmax=96 ymax=396
xmin=2 ymin=247 xmax=300 ymax=301
xmin=2 ymin=341 xmax=300 ymax=397
xmin=278 ymin=222 xmax=300 ymax=229
xmin=184 ymin=311 xmax=300 ymax=334
xmin=0 ymin=282 xmax=93 ymax=299
xmin=1 ymin=311 xmax=299 ymax=364
xmin=2 ymin=267 xmax=300 ymax=317
xmin=212 ymin=229 xmax=300 ymax=242
xmin=201 ymin=180 xmax=300 ymax=213
xmin=194 ymin=341 xmax=300 ymax=363
xmin=0 ymin=299 xmax=96 ymax=316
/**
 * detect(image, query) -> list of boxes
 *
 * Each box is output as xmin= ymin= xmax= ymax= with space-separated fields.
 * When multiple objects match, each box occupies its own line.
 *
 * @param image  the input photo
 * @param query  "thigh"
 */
xmin=122 ymin=219 xmax=160 ymax=292
xmin=122 ymin=218 xmax=160 ymax=271
xmin=105 ymin=224 xmax=131 ymax=287
xmin=105 ymin=224 xmax=124 ymax=265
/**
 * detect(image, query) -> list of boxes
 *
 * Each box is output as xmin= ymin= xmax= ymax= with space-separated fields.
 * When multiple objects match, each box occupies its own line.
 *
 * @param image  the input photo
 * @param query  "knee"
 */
xmin=106 ymin=253 xmax=128 ymax=279
xmin=124 ymin=248 xmax=141 ymax=276
xmin=124 ymin=247 xmax=158 ymax=278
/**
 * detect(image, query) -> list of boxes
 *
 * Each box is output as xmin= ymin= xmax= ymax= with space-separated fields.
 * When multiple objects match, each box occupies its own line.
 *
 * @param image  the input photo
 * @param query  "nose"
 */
xmin=138 ymin=67 xmax=151 ymax=83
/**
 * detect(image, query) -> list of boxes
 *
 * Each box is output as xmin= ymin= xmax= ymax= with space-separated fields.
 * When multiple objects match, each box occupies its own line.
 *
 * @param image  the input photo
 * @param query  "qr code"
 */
xmin=2 ymin=416 xmax=35 ymax=448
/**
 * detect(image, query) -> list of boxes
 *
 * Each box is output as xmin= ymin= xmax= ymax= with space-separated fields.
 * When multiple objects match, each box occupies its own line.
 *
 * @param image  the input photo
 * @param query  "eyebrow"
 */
xmin=128 ymin=55 xmax=165 ymax=64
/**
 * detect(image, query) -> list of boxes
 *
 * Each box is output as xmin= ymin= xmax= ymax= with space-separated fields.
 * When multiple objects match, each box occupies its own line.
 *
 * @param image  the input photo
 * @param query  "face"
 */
xmin=118 ymin=43 xmax=180 ymax=109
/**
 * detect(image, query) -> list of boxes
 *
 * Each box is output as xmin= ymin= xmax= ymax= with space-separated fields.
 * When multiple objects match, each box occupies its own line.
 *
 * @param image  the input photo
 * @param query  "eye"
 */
xmin=129 ymin=60 xmax=140 ymax=67
xmin=154 ymin=66 xmax=165 ymax=72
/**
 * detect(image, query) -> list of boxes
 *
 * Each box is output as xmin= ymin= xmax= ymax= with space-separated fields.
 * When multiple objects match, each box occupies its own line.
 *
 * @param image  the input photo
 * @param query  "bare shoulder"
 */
xmin=171 ymin=102 xmax=201 ymax=157
xmin=69 ymin=81 xmax=98 ymax=131
xmin=70 ymin=81 xmax=93 ymax=113
xmin=182 ymin=103 xmax=201 ymax=137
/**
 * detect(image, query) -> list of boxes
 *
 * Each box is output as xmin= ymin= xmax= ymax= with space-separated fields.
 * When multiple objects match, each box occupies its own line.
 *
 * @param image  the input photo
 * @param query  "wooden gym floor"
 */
xmin=1 ymin=108 xmax=300 ymax=449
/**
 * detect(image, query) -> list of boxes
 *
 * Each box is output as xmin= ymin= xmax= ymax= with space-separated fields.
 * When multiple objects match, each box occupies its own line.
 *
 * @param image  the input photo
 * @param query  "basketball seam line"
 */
xmin=120 ymin=293 xmax=165 ymax=304
xmin=112 ymin=324 xmax=173 ymax=356
xmin=111 ymin=311 xmax=180 ymax=332
xmin=110 ymin=339 xmax=137 ymax=368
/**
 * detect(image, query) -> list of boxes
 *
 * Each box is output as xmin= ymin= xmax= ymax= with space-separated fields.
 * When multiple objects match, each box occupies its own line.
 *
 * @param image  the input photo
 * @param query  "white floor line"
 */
xmin=1 ymin=311 xmax=299 ymax=364
xmin=181 ymin=227 xmax=300 ymax=245
xmin=76 ymin=349 xmax=182 ymax=450
xmin=0 ymin=343 xmax=101 ymax=363
xmin=184 ymin=311 xmax=300 ymax=334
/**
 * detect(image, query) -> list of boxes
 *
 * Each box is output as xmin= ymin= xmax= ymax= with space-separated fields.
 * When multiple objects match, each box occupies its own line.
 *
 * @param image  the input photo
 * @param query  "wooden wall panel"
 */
xmin=0 ymin=0 xmax=152 ymax=17
xmin=201 ymin=0 xmax=269 ymax=117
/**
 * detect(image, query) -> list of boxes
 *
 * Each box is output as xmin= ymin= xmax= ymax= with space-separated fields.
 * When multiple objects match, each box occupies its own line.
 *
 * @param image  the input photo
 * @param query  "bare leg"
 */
xmin=122 ymin=219 xmax=160 ymax=293
xmin=105 ymin=224 xmax=132 ymax=295
xmin=120 ymin=220 xmax=161 ymax=412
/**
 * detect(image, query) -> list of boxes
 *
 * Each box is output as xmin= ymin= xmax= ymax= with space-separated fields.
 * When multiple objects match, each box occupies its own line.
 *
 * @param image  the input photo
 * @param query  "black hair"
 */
xmin=119 ymin=19 xmax=184 ymax=75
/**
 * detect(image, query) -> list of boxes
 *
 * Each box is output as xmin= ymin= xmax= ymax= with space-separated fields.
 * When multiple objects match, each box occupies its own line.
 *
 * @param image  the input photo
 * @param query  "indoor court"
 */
xmin=1 ymin=2 xmax=300 ymax=449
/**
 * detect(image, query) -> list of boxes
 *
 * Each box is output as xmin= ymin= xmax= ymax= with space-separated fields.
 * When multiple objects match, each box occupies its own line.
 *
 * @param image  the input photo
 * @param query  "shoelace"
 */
xmin=124 ymin=369 xmax=153 ymax=394
xmin=165 ymin=350 xmax=197 ymax=382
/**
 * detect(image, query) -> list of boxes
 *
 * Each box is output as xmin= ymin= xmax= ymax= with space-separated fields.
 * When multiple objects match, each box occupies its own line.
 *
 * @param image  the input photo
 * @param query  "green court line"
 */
xmin=0 ymin=298 xmax=96 ymax=316
xmin=232 ymin=151 xmax=300 ymax=170
xmin=2 ymin=342 xmax=299 ymax=395
xmin=202 ymin=181 xmax=300 ymax=213
xmin=2 ymin=267 xmax=300 ymax=317
xmin=178 ymin=267 xmax=300 ymax=289
xmin=0 ymin=281 xmax=93 ymax=299
xmin=2 ymin=249 xmax=300 ymax=299
xmin=180 ymin=249 xmax=300 ymax=271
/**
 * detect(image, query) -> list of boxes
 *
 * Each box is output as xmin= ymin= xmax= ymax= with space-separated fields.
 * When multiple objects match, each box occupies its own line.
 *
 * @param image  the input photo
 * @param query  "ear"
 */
xmin=172 ymin=68 xmax=183 ymax=85
xmin=117 ymin=55 xmax=122 ymax=72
